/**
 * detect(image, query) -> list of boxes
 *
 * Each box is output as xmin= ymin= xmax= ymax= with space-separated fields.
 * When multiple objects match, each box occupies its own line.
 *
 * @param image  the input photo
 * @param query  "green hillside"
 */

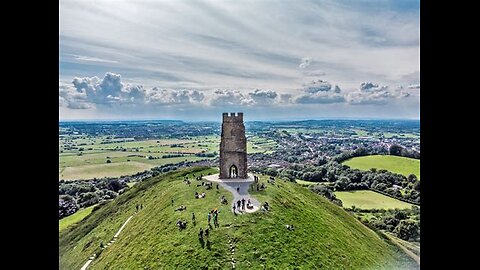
xmin=59 ymin=204 xmax=97 ymax=232
xmin=59 ymin=167 xmax=417 ymax=269
xmin=343 ymin=155 xmax=420 ymax=179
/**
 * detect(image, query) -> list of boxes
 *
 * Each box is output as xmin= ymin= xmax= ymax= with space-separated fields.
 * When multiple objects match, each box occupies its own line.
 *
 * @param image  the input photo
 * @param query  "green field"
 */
xmin=343 ymin=155 xmax=420 ymax=179
xmin=60 ymin=162 xmax=155 ymax=180
xmin=59 ymin=135 xmax=277 ymax=180
xmin=59 ymin=204 xmax=97 ymax=232
xmin=335 ymin=190 xmax=415 ymax=209
xmin=60 ymin=167 xmax=417 ymax=269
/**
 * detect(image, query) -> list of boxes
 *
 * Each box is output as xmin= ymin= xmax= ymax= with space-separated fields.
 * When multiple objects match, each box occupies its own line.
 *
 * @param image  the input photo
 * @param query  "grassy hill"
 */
xmin=59 ymin=167 xmax=417 ymax=269
xmin=343 ymin=155 xmax=420 ymax=179
xmin=59 ymin=204 xmax=97 ymax=232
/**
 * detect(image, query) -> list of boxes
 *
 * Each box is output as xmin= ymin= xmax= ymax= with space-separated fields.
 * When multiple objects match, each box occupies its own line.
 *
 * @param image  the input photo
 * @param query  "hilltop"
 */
xmin=59 ymin=167 xmax=417 ymax=269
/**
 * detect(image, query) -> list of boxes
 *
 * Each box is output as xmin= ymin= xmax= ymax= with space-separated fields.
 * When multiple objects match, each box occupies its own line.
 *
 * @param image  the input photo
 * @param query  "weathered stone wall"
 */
xmin=219 ymin=112 xmax=248 ymax=178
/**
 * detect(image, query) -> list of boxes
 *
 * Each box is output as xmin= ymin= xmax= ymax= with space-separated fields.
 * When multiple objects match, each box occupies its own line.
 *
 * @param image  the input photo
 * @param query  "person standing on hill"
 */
xmin=213 ymin=212 xmax=218 ymax=228
xmin=207 ymin=211 xmax=211 ymax=225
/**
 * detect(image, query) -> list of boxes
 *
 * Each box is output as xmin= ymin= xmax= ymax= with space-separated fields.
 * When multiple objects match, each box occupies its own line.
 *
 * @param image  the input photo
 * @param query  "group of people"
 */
xmin=175 ymin=205 xmax=187 ymax=211
xmin=194 ymin=191 xmax=206 ymax=199
xmin=220 ymin=195 xmax=227 ymax=204
xmin=176 ymin=219 xmax=187 ymax=230
xmin=198 ymin=227 xmax=209 ymax=239
xmin=261 ymin=201 xmax=270 ymax=212
xmin=196 ymin=181 xmax=213 ymax=190
xmin=193 ymin=173 xmax=203 ymax=181
xmin=268 ymin=176 xmax=276 ymax=184
xmin=207 ymin=208 xmax=220 ymax=228
xmin=256 ymin=183 xmax=267 ymax=191
xmin=285 ymin=224 xmax=295 ymax=231
xmin=233 ymin=198 xmax=253 ymax=213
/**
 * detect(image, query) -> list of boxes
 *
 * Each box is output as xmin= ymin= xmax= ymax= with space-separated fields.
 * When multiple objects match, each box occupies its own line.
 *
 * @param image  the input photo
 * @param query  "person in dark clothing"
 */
xmin=237 ymin=200 xmax=241 ymax=208
xmin=205 ymin=228 xmax=209 ymax=238
xmin=241 ymin=198 xmax=246 ymax=210
xmin=213 ymin=212 xmax=218 ymax=228
xmin=192 ymin=212 xmax=196 ymax=221
xmin=199 ymin=228 xmax=204 ymax=239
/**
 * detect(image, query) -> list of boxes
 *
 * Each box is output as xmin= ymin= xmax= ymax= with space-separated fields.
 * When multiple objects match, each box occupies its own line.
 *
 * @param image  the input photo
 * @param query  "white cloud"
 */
xmin=359 ymin=82 xmax=388 ymax=92
xmin=299 ymin=57 xmax=312 ymax=69
xmin=248 ymin=89 xmax=278 ymax=105
xmin=303 ymin=79 xmax=336 ymax=93
xmin=70 ymin=54 xmax=118 ymax=63
xmin=294 ymin=79 xmax=344 ymax=104
xmin=346 ymin=82 xmax=411 ymax=105
xmin=295 ymin=92 xmax=346 ymax=104
xmin=303 ymin=70 xmax=326 ymax=77
xmin=71 ymin=72 xmax=145 ymax=105
xmin=62 ymin=72 xmax=207 ymax=109
xmin=59 ymin=82 xmax=92 ymax=109
xmin=146 ymin=88 xmax=205 ymax=105
xmin=209 ymin=89 xmax=254 ymax=106
xmin=61 ymin=73 xmax=413 ymax=111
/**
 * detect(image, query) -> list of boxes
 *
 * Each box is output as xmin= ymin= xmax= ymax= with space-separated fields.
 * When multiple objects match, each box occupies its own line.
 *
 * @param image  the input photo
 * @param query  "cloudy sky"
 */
xmin=59 ymin=0 xmax=419 ymax=121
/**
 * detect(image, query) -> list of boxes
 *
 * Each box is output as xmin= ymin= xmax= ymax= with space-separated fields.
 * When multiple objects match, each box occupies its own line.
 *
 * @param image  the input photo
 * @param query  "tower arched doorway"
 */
xmin=229 ymin=165 xmax=238 ymax=178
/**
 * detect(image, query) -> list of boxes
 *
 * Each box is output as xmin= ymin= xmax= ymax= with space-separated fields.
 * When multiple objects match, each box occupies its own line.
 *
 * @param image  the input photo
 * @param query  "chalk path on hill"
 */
xmin=80 ymin=214 xmax=134 ymax=270
xmin=203 ymin=175 xmax=261 ymax=213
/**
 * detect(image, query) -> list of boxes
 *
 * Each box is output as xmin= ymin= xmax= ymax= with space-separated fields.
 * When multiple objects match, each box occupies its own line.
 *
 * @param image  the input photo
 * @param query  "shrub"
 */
xmin=394 ymin=220 xmax=419 ymax=241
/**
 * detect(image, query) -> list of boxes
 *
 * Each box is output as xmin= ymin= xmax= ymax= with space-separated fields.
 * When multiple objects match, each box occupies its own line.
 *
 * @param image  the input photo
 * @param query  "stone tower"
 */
xmin=219 ymin=112 xmax=248 ymax=179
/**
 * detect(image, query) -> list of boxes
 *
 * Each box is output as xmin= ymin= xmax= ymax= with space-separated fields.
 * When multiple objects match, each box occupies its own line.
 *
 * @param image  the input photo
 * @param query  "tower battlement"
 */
xmin=222 ymin=112 xmax=243 ymax=122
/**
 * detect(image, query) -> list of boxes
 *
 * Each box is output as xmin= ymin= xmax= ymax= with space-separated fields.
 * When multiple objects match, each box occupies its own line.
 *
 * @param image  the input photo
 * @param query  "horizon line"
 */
xmin=59 ymin=117 xmax=420 ymax=123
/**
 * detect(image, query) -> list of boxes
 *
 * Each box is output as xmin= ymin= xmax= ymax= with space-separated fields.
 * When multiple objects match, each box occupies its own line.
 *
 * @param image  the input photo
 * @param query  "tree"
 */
xmin=374 ymin=183 xmax=388 ymax=191
xmin=108 ymin=180 xmax=124 ymax=192
xmin=310 ymin=184 xmax=337 ymax=202
xmin=334 ymin=176 xmax=350 ymax=191
xmin=389 ymin=144 xmax=403 ymax=156
xmin=394 ymin=210 xmax=408 ymax=220
xmin=413 ymin=181 xmax=420 ymax=191
xmin=394 ymin=220 xmax=419 ymax=241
